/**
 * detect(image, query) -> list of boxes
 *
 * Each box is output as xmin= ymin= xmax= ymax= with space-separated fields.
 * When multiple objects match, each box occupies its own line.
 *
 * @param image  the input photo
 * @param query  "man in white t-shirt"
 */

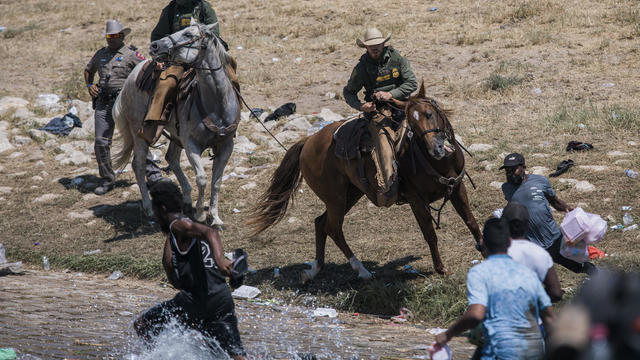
xmin=503 ymin=201 xmax=564 ymax=302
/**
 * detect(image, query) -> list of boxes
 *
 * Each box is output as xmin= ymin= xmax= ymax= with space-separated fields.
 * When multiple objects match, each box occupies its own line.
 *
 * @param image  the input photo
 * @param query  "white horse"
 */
xmin=113 ymin=23 xmax=239 ymax=226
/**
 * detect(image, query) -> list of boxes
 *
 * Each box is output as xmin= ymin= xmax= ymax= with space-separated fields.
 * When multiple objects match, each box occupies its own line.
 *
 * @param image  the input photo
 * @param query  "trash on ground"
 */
xmin=549 ymin=159 xmax=574 ymax=177
xmin=273 ymin=267 xmax=280 ymax=278
xmin=0 ymin=243 xmax=5 ymax=264
xmin=402 ymin=264 xmax=426 ymax=278
xmin=493 ymin=208 xmax=503 ymax=218
xmin=108 ymin=270 xmax=123 ymax=280
xmin=221 ymin=172 xmax=249 ymax=182
xmin=610 ymin=224 xmax=624 ymax=230
xmin=577 ymin=123 xmax=586 ymax=129
xmin=622 ymin=206 xmax=632 ymax=211
xmin=83 ymin=249 xmax=101 ymax=256
xmin=0 ymin=348 xmax=17 ymax=360
xmin=623 ymin=224 xmax=638 ymax=232
xmin=312 ymin=307 xmax=338 ymax=318
xmin=566 ymin=141 xmax=593 ymax=152
xmin=43 ymin=256 xmax=50 ymax=271
xmin=588 ymin=246 xmax=605 ymax=260
xmin=231 ymin=285 xmax=261 ymax=299
xmin=306 ymin=120 xmax=333 ymax=136
xmin=427 ymin=327 xmax=447 ymax=335
xmin=249 ymin=108 xmax=265 ymax=118
xmin=623 ymin=213 xmax=634 ymax=225
xmin=532 ymin=88 xmax=542 ymax=95
xmin=39 ymin=112 xmax=82 ymax=136
xmin=232 ymin=208 xmax=241 ymax=213
xmin=429 ymin=7 xmax=438 ymax=11
xmin=325 ymin=92 xmax=336 ymax=99
xmin=470 ymin=259 xmax=480 ymax=264
xmin=625 ymin=169 xmax=638 ymax=179
xmin=265 ymin=102 xmax=296 ymax=122
xmin=391 ymin=307 xmax=414 ymax=323
xmin=236 ymin=45 xmax=243 ymax=50
xmin=272 ymin=57 xmax=280 ymax=62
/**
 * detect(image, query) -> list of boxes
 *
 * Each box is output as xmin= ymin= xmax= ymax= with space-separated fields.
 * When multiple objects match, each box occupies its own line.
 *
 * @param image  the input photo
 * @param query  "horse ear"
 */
xmin=391 ymin=98 xmax=407 ymax=109
xmin=417 ymin=80 xmax=426 ymax=98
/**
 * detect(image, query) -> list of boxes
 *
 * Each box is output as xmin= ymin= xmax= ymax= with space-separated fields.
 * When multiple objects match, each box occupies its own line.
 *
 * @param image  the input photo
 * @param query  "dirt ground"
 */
xmin=1 ymin=0 xmax=640 ymax=333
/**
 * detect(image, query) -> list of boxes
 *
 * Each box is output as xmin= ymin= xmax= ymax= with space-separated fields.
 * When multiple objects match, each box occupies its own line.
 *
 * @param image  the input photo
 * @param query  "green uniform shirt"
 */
xmin=343 ymin=46 xmax=418 ymax=111
xmin=151 ymin=0 xmax=219 ymax=42
xmin=85 ymin=45 xmax=146 ymax=90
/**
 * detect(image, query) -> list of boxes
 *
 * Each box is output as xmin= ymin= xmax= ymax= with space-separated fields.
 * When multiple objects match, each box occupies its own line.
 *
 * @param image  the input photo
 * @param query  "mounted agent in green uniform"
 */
xmin=342 ymin=28 xmax=418 ymax=206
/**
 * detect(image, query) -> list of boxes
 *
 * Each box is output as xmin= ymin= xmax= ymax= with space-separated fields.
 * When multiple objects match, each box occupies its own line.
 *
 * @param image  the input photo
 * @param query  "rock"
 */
xmin=40 ymin=170 xmax=48 ymax=177
xmin=275 ymin=130 xmax=302 ymax=143
xmin=0 ymin=96 xmax=29 ymax=117
xmin=27 ymin=151 xmax=44 ymax=162
xmin=281 ymin=116 xmax=311 ymax=132
xmin=0 ymin=131 xmax=15 ymax=154
xmin=234 ymin=136 xmax=257 ymax=154
xmin=468 ymin=143 xmax=494 ymax=152
xmin=121 ymin=191 xmax=131 ymax=199
xmin=31 ymin=175 xmax=43 ymax=181
xmin=0 ymin=186 xmax=12 ymax=194
xmin=57 ymin=151 xmax=91 ymax=166
xmin=31 ymin=117 xmax=51 ymax=126
xmin=12 ymin=107 xmax=35 ymax=121
xmin=316 ymin=108 xmax=343 ymax=122
xmin=33 ymin=193 xmax=62 ymax=203
xmin=489 ymin=181 xmax=503 ymax=189
xmin=529 ymin=166 xmax=549 ymax=175
xmin=28 ymin=129 xmax=52 ymax=142
xmin=577 ymin=165 xmax=608 ymax=172
xmin=34 ymin=93 xmax=63 ymax=112
xmin=8 ymin=151 xmax=24 ymax=159
xmin=240 ymin=182 xmax=257 ymax=190
xmin=479 ymin=160 xmax=495 ymax=171
xmin=82 ymin=193 xmax=99 ymax=201
xmin=628 ymin=141 xmax=638 ymax=146
xmin=249 ymin=133 xmax=271 ymax=146
xmin=575 ymin=181 xmax=595 ymax=192
xmin=12 ymin=135 xmax=32 ymax=146
xmin=43 ymin=139 xmax=58 ymax=149
xmin=530 ymin=153 xmax=550 ymax=158
xmin=7 ymin=171 xmax=27 ymax=178
xmin=607 ymin=151 xmax=630 ymax=157
xmin=614 ymin=159 xmax=631 ymax=165
xmin=558 ymin=178 xmax=579 ymax=185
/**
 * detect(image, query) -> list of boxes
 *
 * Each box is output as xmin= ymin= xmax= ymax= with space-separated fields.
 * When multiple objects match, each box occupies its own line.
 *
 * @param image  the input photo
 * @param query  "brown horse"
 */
xmin=249 ymin=84 xmax=483 ymax=282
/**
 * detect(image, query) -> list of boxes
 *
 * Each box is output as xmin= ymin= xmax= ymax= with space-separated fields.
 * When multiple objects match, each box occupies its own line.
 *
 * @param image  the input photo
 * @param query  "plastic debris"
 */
xmin=622 ymin=206 xmax=632 ymax=211
xmin=0 ymin=243 xmax=5 ymax=264
xmin=232 ymin=208 xmax=241 ymax=213
xmin=623 ymin=224 xmax=638 ymax=232
xmin=231 ymin=285 xmax=261 ymax=299
xmin=429 ymin=343 xmax=452 ymax=360
xmin=577 ymin=123 xmax=586 ymax=129
xmin=306 ymin=120 xmax=333 ymax=136
xmin=391 ymin=307 xmax=414 ymax=323
xmin=272 ymin=57 xmax=280 ymax=62
xmin=493 ymin=208 xmax=503 ymax=218
xmin=470 ymin=259 xmax=480 ymax=264
xmin=236 ymin=45 xmax=243 ymax=50
xmin=108 ymin=270 xmax=123 ymax=280
xmin=427 ymin=327 xmax=448 ymax=335
xmin=532 ymin=88 xmax=542 ymax=95
xmin=610 ymin=224 xmax=624 ymax=230
xmin=43 ymin=256 xmax=50 ymax=271
xmin=273 ymin=267 xmax=280 ymax=278
xmin=430 ymin=7 xmax=438 ymax=11
xmin=83 ymin=249 xmax=101 ymax=256
xmin=312 ymin=307 xmax=338 ymax=318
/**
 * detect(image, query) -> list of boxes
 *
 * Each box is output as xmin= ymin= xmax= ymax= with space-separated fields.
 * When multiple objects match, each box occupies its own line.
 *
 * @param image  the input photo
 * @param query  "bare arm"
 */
xmin=171 ymin=219 xmax=233 ymax=277
xmin=162 ymin=234 xmax=181 ymax=289
xmin=548 ymin=195 xmax=573 ymax=213
xmin=543 ymin=267 xmax=564 ymax=302
xmin=540 ymin=306 xmax=555 ymax=336
xmin=83 ymin=69 xmax=99 ymax=98
xmin=435 ymin=304 xmax=485 ymax=345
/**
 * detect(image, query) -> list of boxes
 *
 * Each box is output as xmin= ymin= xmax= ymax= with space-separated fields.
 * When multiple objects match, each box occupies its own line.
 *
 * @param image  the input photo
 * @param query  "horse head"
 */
xmin=149 ymin=23 xmax=220 ymax=67
xmin=392 ymin=82 xmax=453 ymax=161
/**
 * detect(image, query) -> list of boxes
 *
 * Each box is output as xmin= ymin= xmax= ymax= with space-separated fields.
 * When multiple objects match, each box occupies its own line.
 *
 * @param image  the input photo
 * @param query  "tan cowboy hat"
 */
xmin=356 ymin=28 xmax=391 ymax=48
xmin=104 ymin=19 xmax=131 ymax=36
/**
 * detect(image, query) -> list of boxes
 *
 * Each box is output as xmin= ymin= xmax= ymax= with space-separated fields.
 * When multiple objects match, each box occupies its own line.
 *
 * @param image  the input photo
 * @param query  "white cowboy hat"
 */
xmin=356 ymin=28 xmax=391 ymax=48
xmin=104 ymin=19 xmax=131 ymax=36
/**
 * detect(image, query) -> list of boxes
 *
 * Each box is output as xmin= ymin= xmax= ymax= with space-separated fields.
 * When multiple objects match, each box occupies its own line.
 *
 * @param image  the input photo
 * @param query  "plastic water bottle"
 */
xmin=0 ymin=243 xmax=6 ymax=264
xmin=623 ymin=213 xmax=634 ymax=225
xmin=273 ymin=268 xmax=280 ymax=278
xmin=43 ymin=256 xmax=50 ymax=271
xmin=623 ymin=224 xmax=638 ymax=232
xmin=622 ymin=206 xmax=633 ymax=211
xmin=626 ymin=169 xmax=638 ymax=179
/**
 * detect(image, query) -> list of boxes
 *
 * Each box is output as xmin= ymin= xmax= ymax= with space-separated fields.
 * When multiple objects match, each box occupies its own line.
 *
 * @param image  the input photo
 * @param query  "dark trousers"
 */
xmin=546 ymin=235 xmax=587 ymax=274
xmin=94 ymin=98 xmax=163 ymax=185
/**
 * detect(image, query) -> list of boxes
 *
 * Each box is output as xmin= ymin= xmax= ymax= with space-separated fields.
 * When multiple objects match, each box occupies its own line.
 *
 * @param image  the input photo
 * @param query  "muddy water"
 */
xmin=0 ymin=269 xmax=475 ymax=359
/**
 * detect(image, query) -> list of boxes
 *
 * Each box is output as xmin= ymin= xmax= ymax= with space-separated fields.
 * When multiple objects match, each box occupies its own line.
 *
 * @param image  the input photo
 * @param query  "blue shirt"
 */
xmin=467 ymin=254 xmax=552 ymax=360
xmin=502 ymin=174 xmax=562 ymax=248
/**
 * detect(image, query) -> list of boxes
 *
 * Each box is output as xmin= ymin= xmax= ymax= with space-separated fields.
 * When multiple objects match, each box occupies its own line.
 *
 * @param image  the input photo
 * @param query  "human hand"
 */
xmin=360 ymin=102 xmax=376 ymax=113
xmin=88 ymin=84 xmax=99 ymax=98
xmin=373 ymin=91 xmax=392 ymax=101
xmin=434 ymin=332 xmax=449 ymax=346
xmin=155 ymin=61 xmax=164 ymax=71
xmin=565 ymin=205 xmax=574 ymax=213
xmin=217 ymin=257 xmax=233 ymax=277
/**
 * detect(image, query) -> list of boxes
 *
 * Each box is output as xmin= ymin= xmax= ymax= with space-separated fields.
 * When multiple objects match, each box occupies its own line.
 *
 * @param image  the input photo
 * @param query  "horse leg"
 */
xmin=207 ymin=138 xmax=233 ymax=227
xmin=165 ymin=141 xmax=193 ymax=213
xmin=303 ymin=185 xmax=367 ymax=282
xmin=183 ymin=139 xmax=208 ymax=223
xmin=449 ymin=183 xmax=483 ymax=245
xmin=408 ymin=199 xmax=447 ymax=274
xmin=132 ymin=141 xmax=153 ymax=218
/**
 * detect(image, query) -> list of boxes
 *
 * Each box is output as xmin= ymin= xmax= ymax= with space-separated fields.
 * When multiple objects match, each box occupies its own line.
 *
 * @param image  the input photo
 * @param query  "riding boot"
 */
xmin=138 ymin=103 xmax=172 ymax=145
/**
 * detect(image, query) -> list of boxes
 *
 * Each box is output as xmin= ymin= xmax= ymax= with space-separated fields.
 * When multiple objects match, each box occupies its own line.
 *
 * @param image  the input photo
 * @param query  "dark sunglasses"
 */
xmin=105 ymin=33 xmax=122 ymax=39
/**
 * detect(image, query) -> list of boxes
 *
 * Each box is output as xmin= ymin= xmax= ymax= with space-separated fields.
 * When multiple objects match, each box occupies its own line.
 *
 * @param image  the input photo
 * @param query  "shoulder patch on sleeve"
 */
xmin=135 ymin=52 xmax=145 ymax=60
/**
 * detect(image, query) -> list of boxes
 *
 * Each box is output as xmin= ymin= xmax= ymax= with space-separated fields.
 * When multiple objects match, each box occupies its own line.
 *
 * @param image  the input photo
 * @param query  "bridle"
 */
xmin=407 ymin=98 xmax=452 ymax=141
xmin=164 ymin=23 xmax=223 ymax=72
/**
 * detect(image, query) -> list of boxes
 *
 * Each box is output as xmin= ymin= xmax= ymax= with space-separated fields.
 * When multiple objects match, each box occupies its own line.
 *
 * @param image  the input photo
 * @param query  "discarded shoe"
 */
xmin=566 ymin=141 xmax=594 ymax=152
xmin=549 ymin=159 xmax=574 ymax=177
xmin=264 ymin=102 xmax=296 ymax=122
xmin=94 ymin=182 xmax=115 ymax=195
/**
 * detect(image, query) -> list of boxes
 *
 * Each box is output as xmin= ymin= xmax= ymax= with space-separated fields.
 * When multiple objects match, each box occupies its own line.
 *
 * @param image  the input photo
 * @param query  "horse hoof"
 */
xmin=435 ymin=267 xmax=449 ymax=275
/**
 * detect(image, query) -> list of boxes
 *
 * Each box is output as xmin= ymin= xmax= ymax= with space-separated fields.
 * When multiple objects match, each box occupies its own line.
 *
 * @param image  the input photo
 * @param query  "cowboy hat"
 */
xmin=356 ymin=27 xmax=391 ymax=48
xmin=104 ymin=19 xmax=131 ymax=36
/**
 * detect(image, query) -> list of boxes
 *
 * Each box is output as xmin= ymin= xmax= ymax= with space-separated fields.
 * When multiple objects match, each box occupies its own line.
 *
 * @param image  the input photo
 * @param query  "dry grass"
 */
xmin=1 ymin=0 xmax=640 ymax=324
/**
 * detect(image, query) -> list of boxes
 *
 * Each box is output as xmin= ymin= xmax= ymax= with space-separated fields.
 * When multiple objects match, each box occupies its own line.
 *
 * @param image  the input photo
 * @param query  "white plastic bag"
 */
xmin=560 ymin=207 xmax=607 ymax=244
xmin=560 ymin=239 xmax=589 ymax=263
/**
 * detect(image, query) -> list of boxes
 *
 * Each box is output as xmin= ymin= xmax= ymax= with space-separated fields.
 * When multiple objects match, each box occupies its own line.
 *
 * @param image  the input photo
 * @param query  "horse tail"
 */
xmin=111 ymin=93 xmax=134 ymax=170
xmin=247 ymin=137 xmax=308 ymax=235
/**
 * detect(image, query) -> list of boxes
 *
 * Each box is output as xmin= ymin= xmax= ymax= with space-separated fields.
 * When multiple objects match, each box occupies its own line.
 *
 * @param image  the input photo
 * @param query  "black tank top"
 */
xmin=169 ymin=218 xmax=227 ymax=297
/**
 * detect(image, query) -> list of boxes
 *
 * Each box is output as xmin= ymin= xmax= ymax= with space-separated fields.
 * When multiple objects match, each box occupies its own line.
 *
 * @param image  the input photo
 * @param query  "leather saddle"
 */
xmin=333 ymin=115 xmax=374 ymax=160
xmin=135 ymin=60 xmax=160 ymax=92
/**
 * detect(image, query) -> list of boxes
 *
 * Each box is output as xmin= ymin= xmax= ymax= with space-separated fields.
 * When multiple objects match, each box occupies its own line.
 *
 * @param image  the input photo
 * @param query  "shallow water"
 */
xmin=0 ymin=269 xmax=474 ymax=359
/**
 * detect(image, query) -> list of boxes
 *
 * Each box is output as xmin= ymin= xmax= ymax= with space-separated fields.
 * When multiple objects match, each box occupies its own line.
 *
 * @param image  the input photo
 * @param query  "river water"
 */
xmin=0 ymin=269 xmax=475 ymax=359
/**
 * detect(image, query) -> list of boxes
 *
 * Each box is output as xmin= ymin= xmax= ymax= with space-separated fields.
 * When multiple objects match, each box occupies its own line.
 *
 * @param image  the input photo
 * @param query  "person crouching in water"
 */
xmin=134 ymin=181 xmax=247 ymax=359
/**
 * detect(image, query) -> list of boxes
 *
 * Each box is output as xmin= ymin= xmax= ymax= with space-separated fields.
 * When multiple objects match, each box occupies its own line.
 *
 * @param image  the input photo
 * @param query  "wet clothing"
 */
xmin=467 ymin=254 xmax=551 ymax=360
xmin=137 ymin=218 xmax=246 ymax=357
xmin=151 ymin=0 xmax=219 ymax=41
xmin=502 ymin=174 xmax=590 ymax=274
xmin=343 ymin=46 xmax=418 ymax=111
xmin=86 ymin=45 xmax=162 ymax=185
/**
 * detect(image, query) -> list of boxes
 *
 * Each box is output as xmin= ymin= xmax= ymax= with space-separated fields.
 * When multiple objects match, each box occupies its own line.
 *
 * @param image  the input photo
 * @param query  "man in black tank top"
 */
xmin=134 ymin=181 xmax=247 ymax=359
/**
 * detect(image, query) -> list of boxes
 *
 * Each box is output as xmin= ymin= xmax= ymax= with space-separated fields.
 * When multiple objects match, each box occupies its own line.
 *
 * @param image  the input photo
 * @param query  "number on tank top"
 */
xmin=200 ymin=242 xmax=216 ymax=269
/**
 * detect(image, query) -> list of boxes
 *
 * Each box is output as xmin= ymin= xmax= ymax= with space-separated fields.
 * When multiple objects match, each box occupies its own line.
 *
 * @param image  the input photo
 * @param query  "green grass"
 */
xmin=485 ymin=73 xmax=525 ymax=92
xmin=543 ymin=103 xmax=640 ymax=134
xmin=2 ymin=24 xmax=40 ymax=39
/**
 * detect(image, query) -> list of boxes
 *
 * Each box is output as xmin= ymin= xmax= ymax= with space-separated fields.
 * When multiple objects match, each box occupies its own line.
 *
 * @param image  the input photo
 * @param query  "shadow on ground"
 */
xmin=89 ymin=201 xmax=159 ymax=242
